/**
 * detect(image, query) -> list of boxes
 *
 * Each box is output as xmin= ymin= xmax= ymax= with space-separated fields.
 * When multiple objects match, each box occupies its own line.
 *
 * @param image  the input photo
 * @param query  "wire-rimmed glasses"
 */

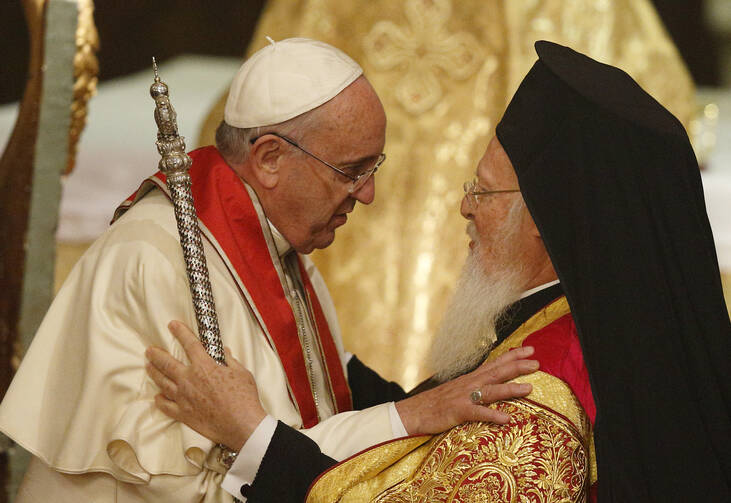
xmin=463 ymin=178 xmax=520 ymax=206
xmin=252 ymin=133 xmax=386 ymax=194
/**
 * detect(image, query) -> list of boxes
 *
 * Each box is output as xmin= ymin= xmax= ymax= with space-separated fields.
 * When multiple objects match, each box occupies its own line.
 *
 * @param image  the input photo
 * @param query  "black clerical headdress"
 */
xmin=497 ymin=41 xmax=730 ymax=502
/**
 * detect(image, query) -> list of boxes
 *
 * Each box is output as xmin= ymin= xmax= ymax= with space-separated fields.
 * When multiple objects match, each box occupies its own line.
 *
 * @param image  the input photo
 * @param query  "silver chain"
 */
xmin=290 ymin=289 xmax=320 ymax=417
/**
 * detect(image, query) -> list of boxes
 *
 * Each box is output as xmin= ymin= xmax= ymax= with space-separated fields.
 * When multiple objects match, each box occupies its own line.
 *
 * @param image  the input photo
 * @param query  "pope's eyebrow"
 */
xmin=338 ymin=153 xmax=381 ymax=172
xmin=341 ymin=153 xmax=380 ymax=165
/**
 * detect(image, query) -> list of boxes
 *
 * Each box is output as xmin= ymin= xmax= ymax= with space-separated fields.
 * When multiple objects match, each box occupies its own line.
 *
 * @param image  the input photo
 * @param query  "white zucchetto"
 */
xmin=224 ymin=37 xmax=363 ymax=128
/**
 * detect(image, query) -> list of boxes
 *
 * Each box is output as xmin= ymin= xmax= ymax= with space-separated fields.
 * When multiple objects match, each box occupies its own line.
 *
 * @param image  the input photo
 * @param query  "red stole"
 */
xmin=115 ymin=146 xmax=352 ymax=427
xmin=521 ymin=307 xmax=596 ymax=425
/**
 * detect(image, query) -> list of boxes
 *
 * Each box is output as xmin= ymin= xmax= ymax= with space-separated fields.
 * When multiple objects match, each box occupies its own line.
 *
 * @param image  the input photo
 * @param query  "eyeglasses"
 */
xmin=463 ymin=178 xmax=520 ymax=207
xmin=251 ymin=133 xmax=386 ymax=194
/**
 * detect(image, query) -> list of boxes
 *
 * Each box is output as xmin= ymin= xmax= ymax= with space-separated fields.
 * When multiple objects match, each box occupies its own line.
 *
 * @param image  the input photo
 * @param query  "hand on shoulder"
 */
xmin=395 ymin=346 xmax=538 ymax=435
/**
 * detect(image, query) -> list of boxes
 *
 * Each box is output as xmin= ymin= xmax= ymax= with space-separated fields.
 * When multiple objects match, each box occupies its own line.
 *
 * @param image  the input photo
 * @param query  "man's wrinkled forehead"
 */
xmin=477 ymin=137 xmax=519 ymax=187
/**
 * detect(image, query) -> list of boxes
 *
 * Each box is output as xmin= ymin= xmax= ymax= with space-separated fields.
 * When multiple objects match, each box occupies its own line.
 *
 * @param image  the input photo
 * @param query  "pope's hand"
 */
xmin=395 ymin=346 xmax=538 ymax=435
xmin=145 ymin=321 xmax=266 ymax=452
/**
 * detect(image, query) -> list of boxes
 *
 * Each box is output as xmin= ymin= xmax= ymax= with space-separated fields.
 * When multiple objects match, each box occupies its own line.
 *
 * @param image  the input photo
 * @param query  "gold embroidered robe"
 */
xmin=306 ymin=297 xmax=597 ymax=503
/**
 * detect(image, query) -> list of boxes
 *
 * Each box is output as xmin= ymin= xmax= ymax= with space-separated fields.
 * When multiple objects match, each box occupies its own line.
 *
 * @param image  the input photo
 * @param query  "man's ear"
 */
xmin=249 ymin=136 xmax=283 ymax=189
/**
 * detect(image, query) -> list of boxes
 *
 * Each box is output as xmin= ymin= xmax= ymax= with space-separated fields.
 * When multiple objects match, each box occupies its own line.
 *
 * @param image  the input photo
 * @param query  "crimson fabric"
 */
xmin=116 ymin=146 xmax=352 ymax=427
xmin=497 ymin=41 xmax=731 ymax=501
xmin=522 ymin=310 xmax=596 ymax=424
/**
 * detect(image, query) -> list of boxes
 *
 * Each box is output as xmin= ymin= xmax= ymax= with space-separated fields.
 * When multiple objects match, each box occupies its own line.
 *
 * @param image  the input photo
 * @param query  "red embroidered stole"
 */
xmin=521 ymin=309 xmax=596 ymax=424
xmin=486 ymin=297 xmax=596 ymax=425
xmin=114 ymin=146 xmax=352 ymax=427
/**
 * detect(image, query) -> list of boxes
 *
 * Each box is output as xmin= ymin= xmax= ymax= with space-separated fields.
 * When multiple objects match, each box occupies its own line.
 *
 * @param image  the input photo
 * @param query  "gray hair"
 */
xmin=215 ymin=105 xmax=329 ymax=166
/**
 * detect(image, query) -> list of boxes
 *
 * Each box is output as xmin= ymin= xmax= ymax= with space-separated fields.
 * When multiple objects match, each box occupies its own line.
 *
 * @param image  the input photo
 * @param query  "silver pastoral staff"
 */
xmin=149 ymin=60 xmax=241 ymax=481
xmin=149 ymin=58 xmax=226 ymax=365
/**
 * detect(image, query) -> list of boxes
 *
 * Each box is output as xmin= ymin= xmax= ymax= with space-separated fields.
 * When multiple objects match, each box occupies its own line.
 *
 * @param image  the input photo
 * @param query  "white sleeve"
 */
xmin=220 ymin=401 xmax=408 ymax=499
xmin=388 ymin=401 xmax=409 ymax=437
xmin=220 ymin=415 xmax=277 ymax=500
xmin=299 ymin=402 xmax=402 ymax=461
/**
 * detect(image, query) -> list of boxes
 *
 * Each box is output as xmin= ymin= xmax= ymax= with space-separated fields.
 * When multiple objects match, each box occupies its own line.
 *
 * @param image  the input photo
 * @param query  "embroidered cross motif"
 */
xmin=363 ymin=0 xmax=484 ymax=115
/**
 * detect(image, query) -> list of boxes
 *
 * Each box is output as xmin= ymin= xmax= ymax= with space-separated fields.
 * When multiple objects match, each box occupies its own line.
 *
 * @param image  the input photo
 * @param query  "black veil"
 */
xmin=496 ymin=41 xmax=730 ymax=501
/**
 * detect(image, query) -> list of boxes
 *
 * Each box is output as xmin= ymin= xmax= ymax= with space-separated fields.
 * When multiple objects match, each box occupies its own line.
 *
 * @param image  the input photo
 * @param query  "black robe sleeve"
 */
xmin=241 ymin=421 xmax=337 ymax=502
xmin=242 ymin=356 xmax=406 ymax=501
xmin=346 ymin=355 xmax=407 ymax=408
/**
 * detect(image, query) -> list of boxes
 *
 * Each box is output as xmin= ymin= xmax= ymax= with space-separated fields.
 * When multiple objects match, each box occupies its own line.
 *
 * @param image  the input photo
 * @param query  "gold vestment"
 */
xmin=307 ymin=298 xmax=596 ymax=503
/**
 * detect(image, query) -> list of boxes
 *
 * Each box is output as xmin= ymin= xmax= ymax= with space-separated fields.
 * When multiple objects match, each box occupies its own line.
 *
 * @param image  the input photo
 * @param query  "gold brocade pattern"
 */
xmin=362 ymin=0 xmax=484 ymax=115
xmin=198 ymin=0 xmax=695 ymax=388
xmin=372 ymin=400 xmax=589 ymax=503
xmin=485 ymin=297 xmax=598 ymax=482
xmin=308 ymin=435 xmax=434 ymax=503
xmin=511 ymin=373 xmax=589 ymax=442
xmin=307 ymin=375 xmax=592 ymax=503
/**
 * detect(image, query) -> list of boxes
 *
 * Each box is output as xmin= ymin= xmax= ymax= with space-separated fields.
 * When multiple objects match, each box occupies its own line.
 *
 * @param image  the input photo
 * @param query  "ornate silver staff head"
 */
xmin=150 ymin=57 xmax=192 ymax=176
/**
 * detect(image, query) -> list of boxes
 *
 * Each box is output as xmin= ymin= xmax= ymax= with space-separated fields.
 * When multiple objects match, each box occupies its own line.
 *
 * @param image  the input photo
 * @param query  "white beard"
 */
xmin=428 ymin=201 xmax=526 ymax=382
